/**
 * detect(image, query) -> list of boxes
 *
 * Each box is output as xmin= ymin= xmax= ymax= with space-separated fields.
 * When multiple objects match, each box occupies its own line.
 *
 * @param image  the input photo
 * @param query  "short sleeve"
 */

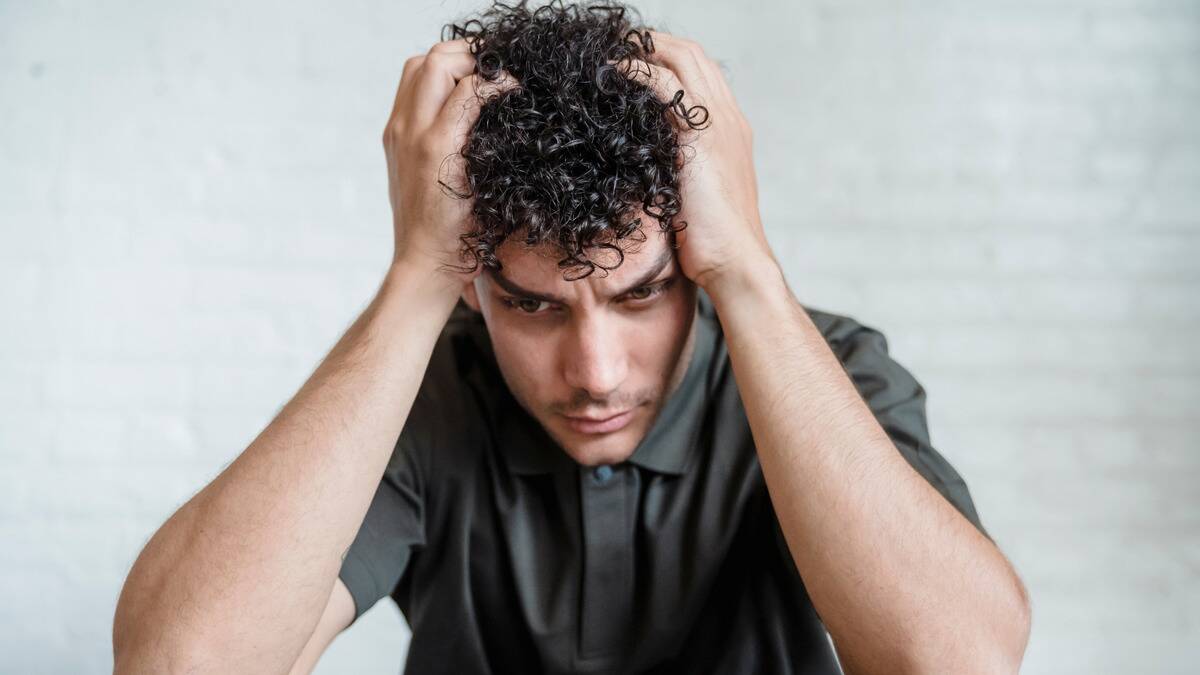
xmin=338 ymin=428 xmax=426 ymax=624
xmin=336 ymin=309 xmax=482 ymax=624
xmin=833 ymin=319 xmax=989 ymax=540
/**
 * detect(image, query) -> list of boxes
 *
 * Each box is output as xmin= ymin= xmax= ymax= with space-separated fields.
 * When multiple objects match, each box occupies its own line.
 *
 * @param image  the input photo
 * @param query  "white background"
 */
xmin=1 ymin=0 xmax=1197 ymax=672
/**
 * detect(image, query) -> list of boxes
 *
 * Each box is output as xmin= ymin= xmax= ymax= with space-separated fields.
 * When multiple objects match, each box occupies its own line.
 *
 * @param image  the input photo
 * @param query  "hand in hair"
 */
xmin=383 ymin=38 xmax=516 ymax=291
xmin=441 ymin=2 xmax=773 ymax=288
xmin=621 ymin=31 xmax=774 ymax=292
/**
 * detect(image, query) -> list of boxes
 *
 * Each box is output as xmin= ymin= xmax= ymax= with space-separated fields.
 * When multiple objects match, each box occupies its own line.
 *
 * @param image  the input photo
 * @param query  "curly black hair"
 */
xmin=441 ymin=0 xmax=709 ymax=280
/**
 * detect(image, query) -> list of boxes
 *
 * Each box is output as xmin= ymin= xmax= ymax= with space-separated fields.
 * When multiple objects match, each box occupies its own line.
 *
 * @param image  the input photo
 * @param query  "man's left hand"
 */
xmin=625 ymin=32 xmax=776 ymax=292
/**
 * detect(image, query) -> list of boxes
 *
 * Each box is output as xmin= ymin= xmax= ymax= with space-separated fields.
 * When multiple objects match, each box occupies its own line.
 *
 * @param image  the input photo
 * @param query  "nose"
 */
xmin=561 ymin=314 xmax=628 ymax=403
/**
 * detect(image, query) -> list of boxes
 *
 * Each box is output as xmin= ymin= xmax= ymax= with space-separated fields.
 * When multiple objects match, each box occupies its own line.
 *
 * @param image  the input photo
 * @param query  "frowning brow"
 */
xmin=486 ymin=247 xmax=676 ymax=304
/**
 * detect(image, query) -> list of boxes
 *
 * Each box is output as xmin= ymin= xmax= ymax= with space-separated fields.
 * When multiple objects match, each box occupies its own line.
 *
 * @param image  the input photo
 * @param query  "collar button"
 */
xmin=592 ymin=464 xmax=614 ymax=484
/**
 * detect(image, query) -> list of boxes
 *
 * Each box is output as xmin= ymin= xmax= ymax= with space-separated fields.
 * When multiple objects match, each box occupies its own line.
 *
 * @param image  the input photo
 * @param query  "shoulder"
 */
xmin=701 ymin=295 xmax=909 ymax=416
xmin=799 ymin=304 xmax=922 ymax=402
xmin=704 ymin=290 xmax=890 ymax=361
xmin=708 ymin=295 xmax=904 ymax=388
xmin=802 ymin=304 xmax=893 ymax=359
xmin=799 ymin=304 xmax=989 ymax=536
xmin=797 ymin=302 xmax=928 ymax=421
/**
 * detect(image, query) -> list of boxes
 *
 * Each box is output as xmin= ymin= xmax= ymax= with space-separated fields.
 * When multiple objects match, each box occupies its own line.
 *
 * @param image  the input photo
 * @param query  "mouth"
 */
xmin=561 ymin=408 xmax=637 ymax=435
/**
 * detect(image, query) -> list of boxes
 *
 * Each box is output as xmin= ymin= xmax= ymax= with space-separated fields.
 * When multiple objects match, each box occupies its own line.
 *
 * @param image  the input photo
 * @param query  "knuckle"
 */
xmin=403 ymin=55 xmax=424 ymax=72
xmin=420 ymin=53 xmax=454 ymax=76
xmin=424 ymin=50 xmax=449 ymax=65
xmin=415 ymin=132 xmax=443 ymax=159
xmin=384 ymin=119 xmax=406 ymax=144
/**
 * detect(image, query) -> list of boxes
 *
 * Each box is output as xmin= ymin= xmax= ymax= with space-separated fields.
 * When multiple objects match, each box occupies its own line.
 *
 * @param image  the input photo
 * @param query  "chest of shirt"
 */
xmin=400 ymin=431 xmax=784 ymax=671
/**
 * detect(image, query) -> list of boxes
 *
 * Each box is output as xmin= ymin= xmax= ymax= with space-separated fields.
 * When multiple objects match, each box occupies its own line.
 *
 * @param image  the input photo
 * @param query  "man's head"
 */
xmin=444 ymin=1 xmax=708 ymax=465
xmin=443 ymin=0 xmax=701 ymax=280
xmin=460 ymin=220 xmax=699 ymax=467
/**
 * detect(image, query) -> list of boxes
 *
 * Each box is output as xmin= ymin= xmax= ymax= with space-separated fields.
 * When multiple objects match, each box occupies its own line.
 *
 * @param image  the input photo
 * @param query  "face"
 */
xmin=461 ymin=225 xmax=699 ymax=467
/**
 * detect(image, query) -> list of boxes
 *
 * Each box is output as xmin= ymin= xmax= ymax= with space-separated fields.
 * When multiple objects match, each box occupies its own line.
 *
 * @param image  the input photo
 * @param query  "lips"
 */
xmin=561 ymin=408 xmax=637 ymax=434
xmin=566 ymin=410 xmax=630 ymax=423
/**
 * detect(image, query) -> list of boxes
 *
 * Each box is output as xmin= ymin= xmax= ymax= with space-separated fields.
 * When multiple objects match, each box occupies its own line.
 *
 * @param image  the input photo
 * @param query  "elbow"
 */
xmin=113 ymin=620 xmax=217 ymax=675
xmin=916 ymin=579 xmax=1033 ymax=675
xmin=112 ymin=583 xmax=208 ymax=674
xmin=114 ymin=646 xmax=215 ymax=675
xmin=981 ymin=565 xmax=1033 ymax=674
xmin=113 ymin=626 xmax=188 ymax=675
xmin=112 ymin=642 xmax=176 ymax=675
xmin=111 ymin=612 xmax=168 ymax=675
xmin=997 ymin=575 xmax=1033 ymax=673
xmin=947 ymin=557 xmax=1033 ymax=675
xmin=112 ymin=577 xmax=152 ymax=673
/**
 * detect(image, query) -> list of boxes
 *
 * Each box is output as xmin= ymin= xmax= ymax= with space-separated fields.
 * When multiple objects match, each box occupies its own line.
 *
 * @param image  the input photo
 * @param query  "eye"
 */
xmin=626 ymin=286 xmax=655 ymax=300
xmin=502 ymin=297 xmax=552 ymax=315
xmin=623 ymin=278 xmax=673 ymax=304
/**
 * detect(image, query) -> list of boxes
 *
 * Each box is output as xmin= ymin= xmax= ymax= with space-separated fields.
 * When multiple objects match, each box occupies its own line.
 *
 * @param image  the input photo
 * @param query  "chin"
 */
xmin=565 ymin=441 xmax=637 ymax=467
xmin=550 ymin=423 xmax=642 ymax=467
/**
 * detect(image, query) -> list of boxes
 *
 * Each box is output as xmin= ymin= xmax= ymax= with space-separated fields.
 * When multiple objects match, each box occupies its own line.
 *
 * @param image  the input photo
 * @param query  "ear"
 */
xmin=461 ymin=276 xmax=483 ymax=312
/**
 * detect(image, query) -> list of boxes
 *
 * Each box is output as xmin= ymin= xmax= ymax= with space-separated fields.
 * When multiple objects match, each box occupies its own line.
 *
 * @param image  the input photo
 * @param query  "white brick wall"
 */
xmin=1 ymin=1 xmax=1196 ymax=673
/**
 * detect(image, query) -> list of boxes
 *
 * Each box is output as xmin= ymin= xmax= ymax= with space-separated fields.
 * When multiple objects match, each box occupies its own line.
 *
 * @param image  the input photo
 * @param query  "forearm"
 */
xmin=113 ymin=261 xmax=461 ymax=673
xmin=705 ymin=262 xmax=1030 ymax=674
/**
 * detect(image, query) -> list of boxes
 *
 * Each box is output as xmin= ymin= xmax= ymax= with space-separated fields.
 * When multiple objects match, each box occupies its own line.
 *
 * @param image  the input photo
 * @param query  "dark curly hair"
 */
xmin=441 ymin=0 xmax=710 ymax=280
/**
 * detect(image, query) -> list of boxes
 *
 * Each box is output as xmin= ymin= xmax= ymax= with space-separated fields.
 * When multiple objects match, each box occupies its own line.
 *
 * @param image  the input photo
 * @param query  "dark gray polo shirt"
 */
xmin=338 ymin=289 xmax=987 ymax=674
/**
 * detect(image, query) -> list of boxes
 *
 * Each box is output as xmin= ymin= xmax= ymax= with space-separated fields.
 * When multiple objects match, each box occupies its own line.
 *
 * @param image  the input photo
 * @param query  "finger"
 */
xmin=644 ymin=31 xmax=714 ymax=99
xmin=615 ymin=58 xmax=685 ymax=106
xmin=643 ymin=33 xmax=742 ymax=127
xmin=646 ymin=31 xmax=740 ymax=114
xmin=433 ymin=70 xmax=520 ymax=144
xmin=386 ymin=55 xmax=426 ymax=131
xmin=615 ymin=58 xmax=712 ymax=130
xmin=699 ymin=58 xmax=736 ymax=105
xmin=409 ymin=49 xmax=478 ymax=128
xmin=388 ymin=39 xmax=474 ymax=127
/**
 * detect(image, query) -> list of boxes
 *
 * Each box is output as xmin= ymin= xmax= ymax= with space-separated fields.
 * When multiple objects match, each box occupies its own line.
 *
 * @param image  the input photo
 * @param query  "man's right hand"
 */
xmin=383 ymin=39 xmax=516 ymax=293
xmin=113 ymin=39 xmax=520 ymax=675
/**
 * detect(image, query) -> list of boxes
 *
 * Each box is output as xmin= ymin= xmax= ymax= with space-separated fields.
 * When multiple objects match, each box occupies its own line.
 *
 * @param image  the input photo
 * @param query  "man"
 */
xmin=113 ymin=2 xmax=1031 ymax=673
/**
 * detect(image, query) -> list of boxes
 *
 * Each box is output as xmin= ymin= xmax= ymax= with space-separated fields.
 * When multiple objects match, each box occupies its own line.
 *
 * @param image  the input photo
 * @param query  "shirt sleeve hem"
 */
xmin=338 ymin=549 xmax=383 ymax=626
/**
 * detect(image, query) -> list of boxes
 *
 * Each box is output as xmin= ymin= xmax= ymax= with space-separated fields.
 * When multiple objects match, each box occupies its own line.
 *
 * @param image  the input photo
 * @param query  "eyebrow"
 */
xmin=486 ymin=246 xmax=676 ymax=304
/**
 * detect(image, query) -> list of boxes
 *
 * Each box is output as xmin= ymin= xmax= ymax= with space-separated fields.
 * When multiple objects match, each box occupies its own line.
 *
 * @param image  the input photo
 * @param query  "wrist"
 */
xmin=384 ymin=257 xmax=468 ymax=312
xmin=700 ymin=252 xmax=790 ymax=310
xmin=704 ymin=258 xmax=818 ymax=352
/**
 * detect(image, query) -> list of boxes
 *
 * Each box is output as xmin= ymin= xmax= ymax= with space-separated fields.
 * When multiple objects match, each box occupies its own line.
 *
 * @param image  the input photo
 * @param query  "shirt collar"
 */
xmin=461 ymin=290 xmax=722 ymax=477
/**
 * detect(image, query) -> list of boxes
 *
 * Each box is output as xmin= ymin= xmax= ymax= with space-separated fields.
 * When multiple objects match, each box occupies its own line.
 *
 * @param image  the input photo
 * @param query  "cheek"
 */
xmin=625 ymin=296 xmax=695 ymax=383
xmin=490 ymin=326 xmax=556 ymax=402
xmin=661 ymin=282 xmax=697 ymax=341
xmin=648 ymin=312 xmax=686 ymax=374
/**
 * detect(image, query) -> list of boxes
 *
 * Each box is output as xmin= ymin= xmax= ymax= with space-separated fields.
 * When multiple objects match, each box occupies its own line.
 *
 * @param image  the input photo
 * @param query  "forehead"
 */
xmin=490 ymin=227 xmax=675 ymax=292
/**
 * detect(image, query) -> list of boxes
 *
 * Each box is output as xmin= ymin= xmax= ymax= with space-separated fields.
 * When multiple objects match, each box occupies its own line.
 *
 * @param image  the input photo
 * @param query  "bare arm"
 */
xmin=112 ymin=39 xmax=515 ymax=673
xmin=287 ymin=579 xmax=356 ymax=675
xmin=706 ymin=264 xmax=1032 ymax=674
xmin=630 ymin=31 xmax=1031 ymax=674
xmin=112 ymin=262 xmax=461 ymax=673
